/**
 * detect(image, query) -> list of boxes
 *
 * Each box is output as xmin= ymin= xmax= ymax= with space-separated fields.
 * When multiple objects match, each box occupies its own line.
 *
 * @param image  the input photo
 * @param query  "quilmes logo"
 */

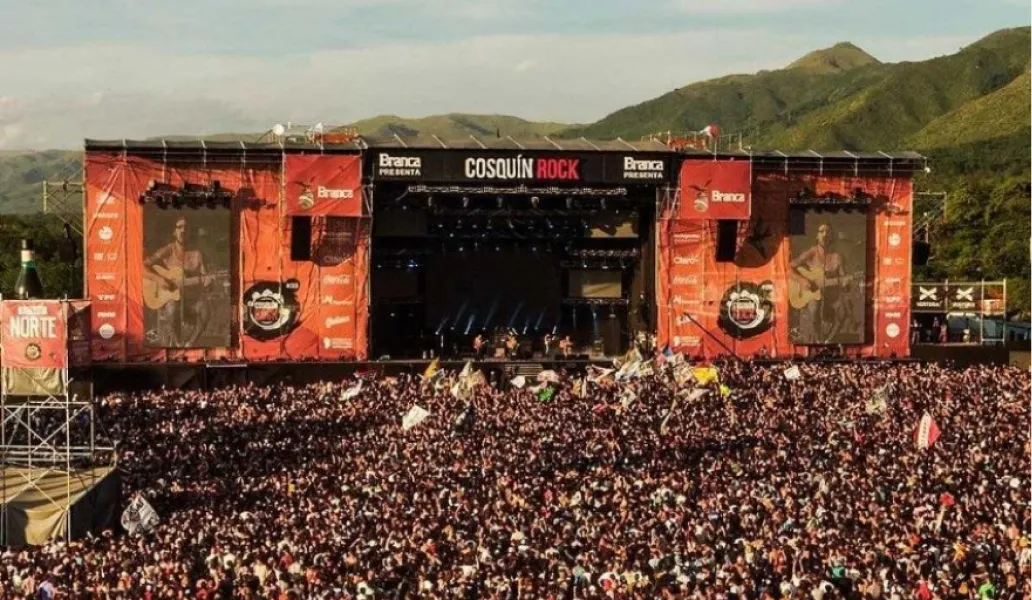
xmin=378 ymin=153 xmax=422 ymax=177
xmin=622 ymin=156 xmax=665 ymax=180
xmin=718 ymin=281 xmax=775 ymax=339
xmin=243 ymin=280 xmax=301 ymax=341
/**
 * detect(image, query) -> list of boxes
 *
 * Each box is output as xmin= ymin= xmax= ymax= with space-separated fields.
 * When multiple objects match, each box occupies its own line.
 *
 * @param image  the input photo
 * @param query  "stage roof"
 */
xmin=84 ymin=137 xmax=927 ymax=173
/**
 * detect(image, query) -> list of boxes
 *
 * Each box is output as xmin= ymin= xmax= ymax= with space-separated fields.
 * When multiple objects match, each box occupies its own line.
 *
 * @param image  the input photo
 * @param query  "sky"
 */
xmin=0 ymin=0 xmax=1027 ymax=149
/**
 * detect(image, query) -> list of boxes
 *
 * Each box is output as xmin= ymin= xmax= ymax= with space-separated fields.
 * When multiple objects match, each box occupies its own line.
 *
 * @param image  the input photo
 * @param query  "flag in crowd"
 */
xmin=784 ymin=365 xmax=802 ymax=381
xmin=916 ymin=412 xmax=942 ymax=449
xmin=340 ymin=381 xmax=363 ymax=401
xmin=121 ymin=494 xmax=160 ymax=536
xmin=402 ymin=405 xmax=431 ymax=431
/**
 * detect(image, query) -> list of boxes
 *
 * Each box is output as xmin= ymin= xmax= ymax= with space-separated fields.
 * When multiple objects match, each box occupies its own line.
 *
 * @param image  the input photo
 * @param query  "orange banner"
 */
xmin=657 ymin=171 xmax=913 ymax=359
xmin=284 ymin=155 xmax=363 ymax=216
xmin=84 ymin=153 xmax=128 ymax=362
xmin=1 ymin=300 xmax=67 ymax=369
xmin=84 ymin=151 xmax=370 ymax=363
xmin=678 ymin=160 xmax=752 ymax=220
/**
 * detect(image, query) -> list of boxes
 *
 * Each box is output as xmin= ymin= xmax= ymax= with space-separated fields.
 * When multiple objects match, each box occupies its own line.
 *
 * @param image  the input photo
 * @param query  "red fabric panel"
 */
xmin=678 ymin=159 xmax=752 ymax=220
xmin=284 ymin=155 xmax=363 ymax=216
xmin=84 ymin=152 xmax=128 ymax=362
xmin=0 ymin=300 xmax=67 ymax=369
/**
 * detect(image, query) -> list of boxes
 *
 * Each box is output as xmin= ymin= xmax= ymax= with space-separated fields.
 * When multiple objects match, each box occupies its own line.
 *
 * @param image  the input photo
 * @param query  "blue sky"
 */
xmin=0 ymin=0 xmax=1027 ymax=148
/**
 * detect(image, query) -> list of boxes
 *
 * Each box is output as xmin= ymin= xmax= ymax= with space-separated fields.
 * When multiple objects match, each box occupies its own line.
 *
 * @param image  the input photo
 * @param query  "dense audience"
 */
xmin=0 ymin=361 xmax=1028 ymax=599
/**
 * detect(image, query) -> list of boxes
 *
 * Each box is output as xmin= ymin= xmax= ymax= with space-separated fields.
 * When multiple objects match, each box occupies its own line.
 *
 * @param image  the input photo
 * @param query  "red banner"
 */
xmin=84 ymin=153 xmax=128 ymax=362
xmin=657 ymin=171 xmax=914 ymax=359
xmin=1 ymin=301 xmax=68 ymax=369
xmin=678 ymin=160 xmax=752 ymax=221
xmin=84 ymin=151 xmax=370 ymax=364
xmin=284 ymin=155 xmax=363 ymax=216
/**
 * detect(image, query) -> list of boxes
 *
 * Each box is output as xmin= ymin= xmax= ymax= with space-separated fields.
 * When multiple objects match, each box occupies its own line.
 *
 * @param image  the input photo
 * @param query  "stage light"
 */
xmin=496 ymin=196 xmax=504 ymax=209
xmin=530 ymin=196 xmax=540 ymax=208
xmin=600 ymin=199 xmax=607 ymax=210
xmin=463 ymin=196 xmax=470 ymax=208
xmin=565 ymin=197 xmax=573 ymax=209
xmin=272 ymin=123 xmax=286 ymax=136
xmin=427 ymin=195 xmax=434 ymax=208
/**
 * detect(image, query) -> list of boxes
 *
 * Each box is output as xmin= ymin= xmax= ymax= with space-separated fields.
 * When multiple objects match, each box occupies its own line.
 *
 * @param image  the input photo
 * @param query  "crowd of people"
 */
xmin=0 ymin=360 xmax=1027 ymax=599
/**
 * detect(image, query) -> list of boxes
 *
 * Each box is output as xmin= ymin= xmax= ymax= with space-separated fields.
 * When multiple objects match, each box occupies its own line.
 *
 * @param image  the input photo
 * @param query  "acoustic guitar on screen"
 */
xmin=143 ymin=266 xmax=229 ymax=310
xmin=788 ymin=265 xmax=862 ymax=310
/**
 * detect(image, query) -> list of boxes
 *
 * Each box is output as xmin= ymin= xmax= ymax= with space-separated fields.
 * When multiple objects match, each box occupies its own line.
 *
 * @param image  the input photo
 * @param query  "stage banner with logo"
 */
xmin=678 ymin=160 xmax=752 ymax=221
xmin=1 ymin=300 xmax=67 ymax=395
xmin=85 ymin=152 xmax=129 ymax=362
xmin=284 ymin=155 xmax=363 ymax=217
xmin=912 ymin=283 xmax=947 ymax=313
xmin=656 ymin=171 xmax=912 ymax=359
xmin=981 ymin=282 xmax=1005 ymax=315
xmin=946 ymin=283 xmax=979 ymax=313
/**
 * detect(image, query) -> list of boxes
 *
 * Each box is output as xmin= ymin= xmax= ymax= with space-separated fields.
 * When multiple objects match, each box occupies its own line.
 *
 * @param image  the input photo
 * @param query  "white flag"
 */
xmin=510 ymin=375 xmax=527 ymax=389
xmin=340 ymin=381 xmax=363 ymax=401
xmin=536 ymin=369 xmax=560 ymax=383
xmin=783 ymin=365 xmax=802 ymax=381
xmin=619 ymin=388 xmax=637 ymax=410
xmin=402 ymin=405 xmax=431 ymax=431
xmin=121 ymin=495 xmax=160 ymax=536
xmin=865 ymin=385 xmax=888 ymax=415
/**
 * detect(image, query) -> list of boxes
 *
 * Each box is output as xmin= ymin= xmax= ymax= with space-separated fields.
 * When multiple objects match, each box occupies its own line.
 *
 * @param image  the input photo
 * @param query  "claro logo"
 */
xmin=674 ymin=255 xmax=700 ymax=266
xmin=712 ymin=190 xmax=747 ymax=203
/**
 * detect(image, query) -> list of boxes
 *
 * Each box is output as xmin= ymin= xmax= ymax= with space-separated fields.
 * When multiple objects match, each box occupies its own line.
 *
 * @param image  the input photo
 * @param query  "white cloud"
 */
xmin=673 ymin=0 xmax=839 ymax=13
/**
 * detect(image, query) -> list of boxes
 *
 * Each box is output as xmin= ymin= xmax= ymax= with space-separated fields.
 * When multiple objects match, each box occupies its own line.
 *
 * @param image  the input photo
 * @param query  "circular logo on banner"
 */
xmin=885 ymin=323 xmax=901 ymax=339
xmin=243 ymin=280 xmax=301 ymax=341
xmin=98 ymin=323 xmax=116 ymax=340
xmin=298 ymin=186 xmax=316 ymax=210
xmin=693 ymin=190 xmax=709 ymax=213
xmin=717 ymin=281 xmax=775 ymax=339
xmin=888 ymin=232 xmax=901 ymax=247
xmin=25 ymin=343 xmax=42 ymax=361
xmin=98 ymin=226 xmax=114 ymax=241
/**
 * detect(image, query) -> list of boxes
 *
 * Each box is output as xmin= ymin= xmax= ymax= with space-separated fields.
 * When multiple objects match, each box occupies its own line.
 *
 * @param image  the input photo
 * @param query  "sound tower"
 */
xmin=716 ymin=220 xmax=738 ymax=262
xmin=291 ymin=216 xmax=312 ymax=261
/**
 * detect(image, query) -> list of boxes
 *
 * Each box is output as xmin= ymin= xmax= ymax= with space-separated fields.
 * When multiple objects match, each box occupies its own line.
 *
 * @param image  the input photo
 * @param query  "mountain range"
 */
xmin=0 ymin=27 xmax=1028 ymax=215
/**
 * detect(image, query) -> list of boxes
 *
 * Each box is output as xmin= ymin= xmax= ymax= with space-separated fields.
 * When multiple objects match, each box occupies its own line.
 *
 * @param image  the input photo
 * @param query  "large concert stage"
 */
xmin=74 ymin=134 xmax=926 ymax=372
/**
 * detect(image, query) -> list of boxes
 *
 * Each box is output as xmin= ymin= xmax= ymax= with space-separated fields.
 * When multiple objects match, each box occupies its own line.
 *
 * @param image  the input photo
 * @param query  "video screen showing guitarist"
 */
xmin=788 ymin=213 xmax=867 ymax=344
xmin=143 ymin=210 xmax=231 ymax=348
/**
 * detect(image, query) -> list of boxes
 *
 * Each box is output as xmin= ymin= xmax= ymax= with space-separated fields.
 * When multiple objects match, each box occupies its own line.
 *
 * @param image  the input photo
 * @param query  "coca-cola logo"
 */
xmin=718 ymin=281 xmax=774 ymax=339
xmin=243 ymin=280 xmax=301 ymax=341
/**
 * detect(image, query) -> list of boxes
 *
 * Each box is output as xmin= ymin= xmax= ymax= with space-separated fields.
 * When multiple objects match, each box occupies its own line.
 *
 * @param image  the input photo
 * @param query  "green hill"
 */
xmin=347 ymin=113 xmax=570 ymax=139
xmin=0 ymin=150 xmax=80 ymax=214
xmin=906 ymin=69 xmax=1031 ymax=150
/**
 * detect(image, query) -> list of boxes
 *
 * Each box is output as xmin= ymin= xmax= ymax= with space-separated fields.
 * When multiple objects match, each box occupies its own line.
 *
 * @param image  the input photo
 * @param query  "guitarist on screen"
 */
xmin=144 ymin=217 xmax=212 ymax=347
xmin=789 ymin=222 xmax=857 ymax=343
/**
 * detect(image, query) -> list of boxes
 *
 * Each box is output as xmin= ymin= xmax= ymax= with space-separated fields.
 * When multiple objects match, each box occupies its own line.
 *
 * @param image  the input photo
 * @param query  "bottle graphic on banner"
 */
xmin=15 ymin=239 xmax=45 ymax=299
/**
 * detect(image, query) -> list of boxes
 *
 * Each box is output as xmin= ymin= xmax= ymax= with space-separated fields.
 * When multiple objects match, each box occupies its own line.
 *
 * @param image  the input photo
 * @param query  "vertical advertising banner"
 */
xmin=284 ymin=155 xmax=363 ymax=217
xmin=84 ymin=153 xmax=128 ymax=362
xmin=141 ymin=204 xmax=233 ymax=348
xmin=787 ymin=208 xmax=868 ymax=345
xmin=678 ymin=160 xmax=752 ymax=220
xmin=1 ymin=300 xmax=67 ymax=396
xmin=664 ymin=221 xmax=708 ymax=355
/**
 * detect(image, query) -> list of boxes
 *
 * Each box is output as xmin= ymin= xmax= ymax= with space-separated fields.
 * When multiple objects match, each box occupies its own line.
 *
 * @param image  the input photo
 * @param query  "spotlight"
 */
xmin=600 ymin=199 xmax=607 ymax=210
xmin=530 ymin=196 xmax=540 ymax=209
xmin=427 ymin=195 xmax=434 ymax=208
xmin=462 ymin=196 xmax=470 ymax=208
xmin=496 ymin=196 xmax=504 ymax=209
xmin=565 ymin=197 xmax=573 ymax=209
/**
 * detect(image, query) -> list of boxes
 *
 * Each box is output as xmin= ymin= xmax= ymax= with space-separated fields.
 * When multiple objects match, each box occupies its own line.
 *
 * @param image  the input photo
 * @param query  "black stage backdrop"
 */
xmin=788 ymin=208 xmax=867 ymax=345
xmin=426 ymin=250 xmax=561 ymax=334
xmin=142 ymin=206 xmax=233 ymax=348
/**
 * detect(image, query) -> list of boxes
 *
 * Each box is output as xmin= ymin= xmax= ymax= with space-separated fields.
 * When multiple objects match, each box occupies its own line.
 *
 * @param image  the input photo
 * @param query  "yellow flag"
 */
xmin=693 ymin=366 xmax=719 ymax=386
xmin=423 ymin=358 xmax=439 ymax=379
xmin=720 ymin=384 xmax=731 ymax=398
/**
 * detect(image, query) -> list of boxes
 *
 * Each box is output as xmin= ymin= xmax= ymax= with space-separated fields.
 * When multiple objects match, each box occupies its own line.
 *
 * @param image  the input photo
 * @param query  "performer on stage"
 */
xmin=559 ymin=335 xmax=572 ymax=359
xmin=543 ymin=333 xmax=555 ymax=357
xmin=472 ymin=334 xmax=485 ymax=359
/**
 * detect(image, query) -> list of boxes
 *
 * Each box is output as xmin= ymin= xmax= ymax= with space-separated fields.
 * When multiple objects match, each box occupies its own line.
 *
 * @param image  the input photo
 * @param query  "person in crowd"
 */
xmin=0 ymin=361 xmax=1027 ymax=599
